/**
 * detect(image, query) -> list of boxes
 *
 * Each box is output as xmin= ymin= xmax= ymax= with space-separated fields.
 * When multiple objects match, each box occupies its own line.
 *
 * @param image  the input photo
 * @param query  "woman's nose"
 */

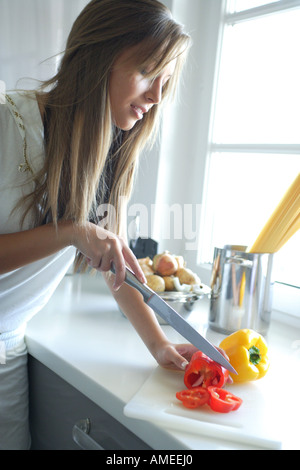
xmin=145 ymin=77 xmax=163 ymax=104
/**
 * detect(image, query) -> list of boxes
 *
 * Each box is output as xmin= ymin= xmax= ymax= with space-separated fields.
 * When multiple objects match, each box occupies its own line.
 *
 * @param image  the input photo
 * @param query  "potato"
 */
xmin=138 ymin=257 xmax=153 ymax=267
xmin=146 ymin=274 xmax=165 ymax=292
xmin=175 ymin=255 xmax=185 ymax=270
xmin=163 ymin=275 xmax=175 ymax=291
xmin=176 ymin=267 xmax=201 ymax=285
xmin=138 ymin=257 xmax=154 ymax=276
xmin=139 ymin=264 xmax=155 ymax=276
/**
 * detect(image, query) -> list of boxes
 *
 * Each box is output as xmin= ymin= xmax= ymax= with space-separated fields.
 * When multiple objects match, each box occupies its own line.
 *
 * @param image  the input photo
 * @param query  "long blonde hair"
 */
xmin=22 ymin=0 xmax=191 ymax=269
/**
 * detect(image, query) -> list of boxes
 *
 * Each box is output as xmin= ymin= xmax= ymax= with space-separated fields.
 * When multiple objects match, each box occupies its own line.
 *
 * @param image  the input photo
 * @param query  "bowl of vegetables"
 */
xmin=138 ymin=252 xmax=211 ymax=324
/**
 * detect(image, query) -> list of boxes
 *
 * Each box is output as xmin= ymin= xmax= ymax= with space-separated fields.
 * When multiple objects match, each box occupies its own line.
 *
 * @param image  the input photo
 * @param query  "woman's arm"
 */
xmin=0 ymin=221 xmax=145 ymax=288
xmin=0 ymin=221 xmax=73 ymax=274
xmin=101 ymin=222 xmax=198 ymax=370
xmin=106 ymin=277 xmax=233 ymax=374
xmin=103 ymin=273 xmax=198 ymax=370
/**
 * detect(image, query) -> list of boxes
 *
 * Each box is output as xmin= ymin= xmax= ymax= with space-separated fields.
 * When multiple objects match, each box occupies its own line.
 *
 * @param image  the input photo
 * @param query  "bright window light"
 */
xmin=201 ymin=3 xmax=300 ymax=290
xmin=202 ymin=153 xmax=300 ymax=286
xmin=213 ymin=8 xmax=300 ymax=144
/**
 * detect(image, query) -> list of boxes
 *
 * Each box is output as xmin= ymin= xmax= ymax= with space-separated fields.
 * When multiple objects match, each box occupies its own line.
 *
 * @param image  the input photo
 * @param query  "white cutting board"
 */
xmin=124 ymin=363 xmax=296 ymax=449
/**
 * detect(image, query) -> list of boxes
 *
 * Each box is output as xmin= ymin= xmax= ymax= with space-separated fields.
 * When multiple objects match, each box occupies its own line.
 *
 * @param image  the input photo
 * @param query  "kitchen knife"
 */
xmin=111 ymin=264 xmax=237 ymax=375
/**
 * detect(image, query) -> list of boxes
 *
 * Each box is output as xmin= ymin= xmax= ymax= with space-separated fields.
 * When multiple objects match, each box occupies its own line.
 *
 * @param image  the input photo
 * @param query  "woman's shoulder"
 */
xmin=1 ymin=90 xmax=39 ymax=134
xmin=0 ymin=92 xmax=24 ymax=146
xmin=3 ymin=90 xmax=45 ymax=174
xmin=0 ymin=93 xmax=27 ymax=189
xmin=5 ymin=90 xmax=42 ymax=127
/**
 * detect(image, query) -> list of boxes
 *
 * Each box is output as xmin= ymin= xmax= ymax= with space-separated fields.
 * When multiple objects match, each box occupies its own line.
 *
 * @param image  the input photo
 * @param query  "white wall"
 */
xmin=0 ymin=0 xmax=88 ymax=89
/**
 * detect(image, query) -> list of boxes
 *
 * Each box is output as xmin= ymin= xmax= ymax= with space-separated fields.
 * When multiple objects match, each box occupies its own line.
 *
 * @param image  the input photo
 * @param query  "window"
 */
xmin=199 ymin=0 xmax=300 ymax=314
xmin=231 ymin=0 xmax=280 ymax=12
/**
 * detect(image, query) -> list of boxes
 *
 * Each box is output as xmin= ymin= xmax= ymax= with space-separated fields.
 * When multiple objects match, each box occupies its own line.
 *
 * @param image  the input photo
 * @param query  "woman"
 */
xmin=0 ymin=0 xmax=225 ymax=450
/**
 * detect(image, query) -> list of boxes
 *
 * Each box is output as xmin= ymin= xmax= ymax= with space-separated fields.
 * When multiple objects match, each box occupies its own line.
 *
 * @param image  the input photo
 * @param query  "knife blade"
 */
xmin=111 ymin=264 xmax=237 ymax=375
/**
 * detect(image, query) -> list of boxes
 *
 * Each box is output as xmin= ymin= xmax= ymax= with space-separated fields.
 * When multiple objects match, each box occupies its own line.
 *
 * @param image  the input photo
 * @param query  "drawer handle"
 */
xmin=72 ymin=418 xmax=104 ymax=450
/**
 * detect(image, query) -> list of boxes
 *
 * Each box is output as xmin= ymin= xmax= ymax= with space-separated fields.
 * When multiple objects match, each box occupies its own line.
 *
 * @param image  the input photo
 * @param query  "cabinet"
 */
xmin=28 ymin=356 xmax=152 ymax=450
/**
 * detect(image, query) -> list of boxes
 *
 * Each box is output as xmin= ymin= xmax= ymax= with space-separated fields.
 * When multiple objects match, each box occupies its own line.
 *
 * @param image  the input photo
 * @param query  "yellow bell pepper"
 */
xmin=219 ymin=329 xmax=270 ymax=383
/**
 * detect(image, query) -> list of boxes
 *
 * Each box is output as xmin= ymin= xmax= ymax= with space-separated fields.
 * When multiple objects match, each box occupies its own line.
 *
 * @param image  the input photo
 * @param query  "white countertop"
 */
xmin=25 ymin=272 xmax=300 ymax=450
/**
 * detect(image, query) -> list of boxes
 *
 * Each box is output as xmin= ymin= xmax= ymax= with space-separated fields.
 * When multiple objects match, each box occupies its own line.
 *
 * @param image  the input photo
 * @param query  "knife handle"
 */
xmin=110 ymin=264 xmax=153 ymax=302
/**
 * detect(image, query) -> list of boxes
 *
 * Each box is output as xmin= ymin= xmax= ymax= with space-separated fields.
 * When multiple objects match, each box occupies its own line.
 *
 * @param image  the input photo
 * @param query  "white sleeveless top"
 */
xmin=0 ymin=91 xmax=75 ymax=347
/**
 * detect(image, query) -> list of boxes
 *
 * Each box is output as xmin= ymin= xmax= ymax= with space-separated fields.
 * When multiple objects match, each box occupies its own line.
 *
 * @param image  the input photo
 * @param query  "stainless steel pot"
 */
xmin=209 ymin=245 xmax=274 ymax=335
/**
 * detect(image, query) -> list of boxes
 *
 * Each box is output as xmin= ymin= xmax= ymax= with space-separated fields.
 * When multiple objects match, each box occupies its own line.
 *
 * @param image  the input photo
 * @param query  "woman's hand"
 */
xmin=153 ymin=342 xmax=234 ymax=383
xmin=71 ymin=221 xmax=146 ymax=290
xmin=153 ymin=342 xmax=199 ymax=370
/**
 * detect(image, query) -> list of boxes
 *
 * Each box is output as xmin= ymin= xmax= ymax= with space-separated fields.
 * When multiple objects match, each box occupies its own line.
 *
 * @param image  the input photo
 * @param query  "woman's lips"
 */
xmin=131 ymin=105 xmax=146 ymax=119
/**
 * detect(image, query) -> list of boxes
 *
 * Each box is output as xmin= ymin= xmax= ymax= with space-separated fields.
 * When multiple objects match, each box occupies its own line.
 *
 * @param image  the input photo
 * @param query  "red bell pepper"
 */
xmin=184 ymin=351 xmax=229 ymax=389
xmin=176 ymin=386 xmax=243 ymax=413
xmin=207 ymin=387 xmax=243 ymax=413
xmin=176 ymin=388 xmax=210 ymax=409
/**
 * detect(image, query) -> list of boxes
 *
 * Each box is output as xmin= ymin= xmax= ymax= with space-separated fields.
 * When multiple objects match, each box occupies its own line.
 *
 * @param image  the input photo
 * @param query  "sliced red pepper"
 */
xmin=207 ymin=387 xmax=243 ymax=413
xmin=184 ymin=351 xmax=229 ymax=390
xmin=176 ymin=388 xmax=210 ymax=409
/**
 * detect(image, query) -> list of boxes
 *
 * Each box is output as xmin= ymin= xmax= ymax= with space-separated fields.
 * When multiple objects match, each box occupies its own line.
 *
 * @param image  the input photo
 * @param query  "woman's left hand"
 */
xmin=154 ymin=342 xmax=199 ymax=370
xmin=154 ymin=342 xmax=234 ymax=384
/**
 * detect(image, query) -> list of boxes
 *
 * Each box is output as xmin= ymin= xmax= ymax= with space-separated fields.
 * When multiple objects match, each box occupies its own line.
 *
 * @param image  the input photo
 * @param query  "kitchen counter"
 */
xmin=25 ymin=272 xmax=300 ymax=450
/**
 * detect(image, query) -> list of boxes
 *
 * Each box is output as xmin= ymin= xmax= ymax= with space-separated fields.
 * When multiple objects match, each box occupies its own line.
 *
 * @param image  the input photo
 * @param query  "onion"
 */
xmin=173 ymin=277 xmax=191 ymax=293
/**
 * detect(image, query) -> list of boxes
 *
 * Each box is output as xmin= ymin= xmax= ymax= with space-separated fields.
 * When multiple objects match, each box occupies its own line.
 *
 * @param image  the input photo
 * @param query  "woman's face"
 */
xmin=109 ymin=47 xmax=176 ymax=130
